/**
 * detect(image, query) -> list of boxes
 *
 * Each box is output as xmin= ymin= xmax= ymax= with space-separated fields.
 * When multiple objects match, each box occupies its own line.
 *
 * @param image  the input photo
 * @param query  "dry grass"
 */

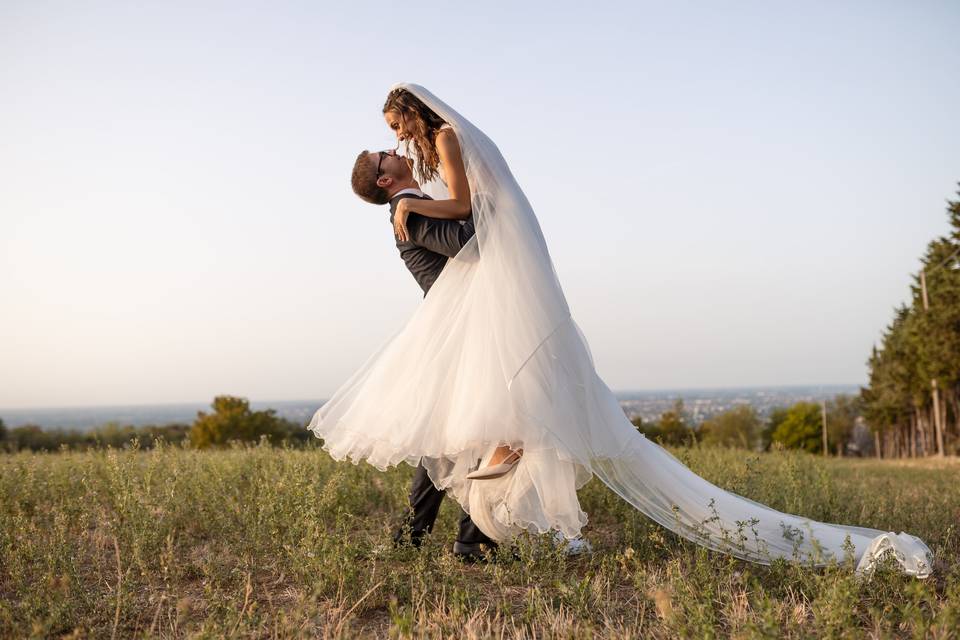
xmin=1 ymin=441 xmax=958 ymax=638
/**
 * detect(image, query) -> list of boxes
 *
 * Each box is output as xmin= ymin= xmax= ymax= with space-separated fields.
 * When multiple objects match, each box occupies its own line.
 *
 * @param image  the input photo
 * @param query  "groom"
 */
xmin=350 ymin=148 xmax=495 ymax=562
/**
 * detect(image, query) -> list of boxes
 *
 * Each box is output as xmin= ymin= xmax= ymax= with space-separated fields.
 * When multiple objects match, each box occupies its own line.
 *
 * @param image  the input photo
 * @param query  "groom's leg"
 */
xmin=452 ymin=510 xmax=499 ymax=562
xmin=456 ymin=510 xmax=497 ymax=547
xmin=394 ymin=462 xmax=444 ymax=548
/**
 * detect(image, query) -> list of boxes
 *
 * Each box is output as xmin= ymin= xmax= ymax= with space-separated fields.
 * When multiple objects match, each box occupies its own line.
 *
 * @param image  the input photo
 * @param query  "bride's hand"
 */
xmin=394 ymin=199 xmax=411 ymax=242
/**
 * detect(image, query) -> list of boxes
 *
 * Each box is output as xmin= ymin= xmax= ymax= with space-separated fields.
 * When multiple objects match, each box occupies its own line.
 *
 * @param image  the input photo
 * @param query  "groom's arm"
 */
xmin=406 ymin=213 xmax=476 ymax=258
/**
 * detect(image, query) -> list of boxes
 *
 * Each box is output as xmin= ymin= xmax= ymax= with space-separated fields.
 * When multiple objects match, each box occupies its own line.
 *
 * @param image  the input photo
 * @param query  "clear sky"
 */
xmin=2 ymin=1 xmax=958 ymax=409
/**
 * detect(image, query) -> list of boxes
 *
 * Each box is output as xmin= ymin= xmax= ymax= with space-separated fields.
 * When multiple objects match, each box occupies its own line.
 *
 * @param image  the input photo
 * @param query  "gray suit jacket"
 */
xmin=389 ymin=192 xmax=476 ymax=296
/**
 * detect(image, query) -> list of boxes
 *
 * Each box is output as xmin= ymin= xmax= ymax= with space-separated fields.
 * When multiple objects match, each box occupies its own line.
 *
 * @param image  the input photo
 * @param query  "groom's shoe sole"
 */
xmin=453 ymin=541 xmax=521 ymax=563
xmin=452 ymin=541 xmax=488 ymax=563
xmin=452 ymin=541 xmax=496 ymax=563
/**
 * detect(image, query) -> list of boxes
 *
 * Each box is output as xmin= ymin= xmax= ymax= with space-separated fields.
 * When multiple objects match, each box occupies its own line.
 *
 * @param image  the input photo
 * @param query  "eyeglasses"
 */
xmin=376 ymin=149 xmax=397 ymax=177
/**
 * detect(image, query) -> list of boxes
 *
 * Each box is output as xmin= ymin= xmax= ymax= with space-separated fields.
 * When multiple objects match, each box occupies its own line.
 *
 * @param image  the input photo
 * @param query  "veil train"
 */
xmin=308 ymin=83 xmax=933 ymax=578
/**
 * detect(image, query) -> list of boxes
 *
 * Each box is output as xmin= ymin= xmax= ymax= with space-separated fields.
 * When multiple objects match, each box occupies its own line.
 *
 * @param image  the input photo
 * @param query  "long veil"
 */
xmin=309 ymin=82 xmax=932 ymax=577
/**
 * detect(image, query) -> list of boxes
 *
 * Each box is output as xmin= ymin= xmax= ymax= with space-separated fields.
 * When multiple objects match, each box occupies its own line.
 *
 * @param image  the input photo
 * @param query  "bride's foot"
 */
xmin=466 ymin=446 xmax=523 ymax=480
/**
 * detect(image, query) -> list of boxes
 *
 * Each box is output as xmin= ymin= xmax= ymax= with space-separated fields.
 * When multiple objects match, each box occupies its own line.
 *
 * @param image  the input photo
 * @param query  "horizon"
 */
xmin=0 ymin=382 xmax=862 ymax=413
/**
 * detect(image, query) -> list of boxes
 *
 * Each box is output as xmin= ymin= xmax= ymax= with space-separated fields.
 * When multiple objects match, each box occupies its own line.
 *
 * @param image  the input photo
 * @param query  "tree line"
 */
xmin=631 ymin=395 xmax=866 ymax=455
xmin=0 ymin=396 xmax=317 ymax=453
xmin=4 ymin=393 xmax=866 ymax=456
xmin=860 ymin=185 xmax=960 ymax=457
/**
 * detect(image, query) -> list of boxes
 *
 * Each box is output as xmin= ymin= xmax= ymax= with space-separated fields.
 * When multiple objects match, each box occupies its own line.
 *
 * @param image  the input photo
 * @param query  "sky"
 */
xmin=1 ymin=1 xmax=958 ymax=409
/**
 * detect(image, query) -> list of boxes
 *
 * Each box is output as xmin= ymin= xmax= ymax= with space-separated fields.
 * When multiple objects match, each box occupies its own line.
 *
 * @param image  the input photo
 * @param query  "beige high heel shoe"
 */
xmin=466 ymin=449 xmax=523 ymax=480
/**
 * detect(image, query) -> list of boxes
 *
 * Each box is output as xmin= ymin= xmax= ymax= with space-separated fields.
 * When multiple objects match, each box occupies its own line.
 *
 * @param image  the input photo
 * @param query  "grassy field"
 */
xmin=1 ymin=442 xmax=958 ymax=638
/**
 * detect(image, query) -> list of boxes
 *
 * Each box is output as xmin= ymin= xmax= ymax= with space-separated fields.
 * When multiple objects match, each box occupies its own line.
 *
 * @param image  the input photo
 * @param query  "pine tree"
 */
xmin=861 ymin=182 xmax=960 ymax=456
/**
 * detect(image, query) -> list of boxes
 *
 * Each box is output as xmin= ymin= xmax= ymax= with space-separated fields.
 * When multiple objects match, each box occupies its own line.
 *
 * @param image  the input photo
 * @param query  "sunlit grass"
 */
xmin=1 ymin=441 xmax=958 ymax=637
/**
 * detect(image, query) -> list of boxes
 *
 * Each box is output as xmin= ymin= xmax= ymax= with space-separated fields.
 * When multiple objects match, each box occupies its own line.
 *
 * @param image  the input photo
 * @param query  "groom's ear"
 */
xmin=376 ymin=176 xmax=393 ymax=189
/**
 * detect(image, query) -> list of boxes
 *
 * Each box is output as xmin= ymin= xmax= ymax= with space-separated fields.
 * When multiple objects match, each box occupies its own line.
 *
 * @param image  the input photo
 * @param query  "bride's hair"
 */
xmin=383 ymin=88 xmax=447 ymax=183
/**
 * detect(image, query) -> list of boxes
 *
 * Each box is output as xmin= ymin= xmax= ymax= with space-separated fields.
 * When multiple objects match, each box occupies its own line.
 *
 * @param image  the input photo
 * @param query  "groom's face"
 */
xmin=374 ymin=149 xmax=413 ymax=188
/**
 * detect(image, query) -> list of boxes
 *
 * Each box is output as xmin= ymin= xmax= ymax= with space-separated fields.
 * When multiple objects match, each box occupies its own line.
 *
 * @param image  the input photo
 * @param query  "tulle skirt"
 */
xmin=310 ymin=226 xmax=629 ymax=538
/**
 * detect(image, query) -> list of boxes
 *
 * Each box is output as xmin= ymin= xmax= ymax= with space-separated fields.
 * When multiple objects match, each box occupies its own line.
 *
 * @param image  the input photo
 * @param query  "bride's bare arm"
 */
xmin=394 ymin=129 xmax=471 ymax=240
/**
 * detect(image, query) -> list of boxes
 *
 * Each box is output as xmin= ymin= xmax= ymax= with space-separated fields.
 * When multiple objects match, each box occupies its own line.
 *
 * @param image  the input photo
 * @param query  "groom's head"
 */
xmin=351 ymin=149 xmax=417 ymax=205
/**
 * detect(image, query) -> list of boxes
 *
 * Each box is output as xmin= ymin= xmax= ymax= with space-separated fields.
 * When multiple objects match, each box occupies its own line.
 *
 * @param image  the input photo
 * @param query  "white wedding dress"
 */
xmin=308 ymin=83 xmax=933 ymax=577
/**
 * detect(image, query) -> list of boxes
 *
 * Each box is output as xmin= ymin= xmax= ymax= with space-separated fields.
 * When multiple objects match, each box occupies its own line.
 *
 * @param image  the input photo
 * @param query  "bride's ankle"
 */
xmin=489 ymin=445 xmax=523 ymax=466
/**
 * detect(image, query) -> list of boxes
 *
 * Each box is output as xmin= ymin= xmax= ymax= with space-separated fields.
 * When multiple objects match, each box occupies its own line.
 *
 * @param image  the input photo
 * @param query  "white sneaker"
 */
xmin=551 ymin=531 xmax=593 ymax=556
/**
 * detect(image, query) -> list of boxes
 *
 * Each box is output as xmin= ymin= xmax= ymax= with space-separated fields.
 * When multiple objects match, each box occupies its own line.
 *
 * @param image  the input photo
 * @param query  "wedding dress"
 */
xmin=308 ymin=83 xmax=933 ymax=577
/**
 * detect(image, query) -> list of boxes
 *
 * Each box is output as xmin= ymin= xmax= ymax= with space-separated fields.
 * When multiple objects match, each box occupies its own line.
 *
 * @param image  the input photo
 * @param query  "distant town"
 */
xmin=617 ymin=384 xmax=861 ymax=424
xmin=1 ymin=385 xmax=861 ymax=431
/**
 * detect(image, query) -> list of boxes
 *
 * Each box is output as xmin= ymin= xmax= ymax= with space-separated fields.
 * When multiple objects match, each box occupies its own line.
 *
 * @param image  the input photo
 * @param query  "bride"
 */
xmin=309 ymin=82 xmax=933 ymax=577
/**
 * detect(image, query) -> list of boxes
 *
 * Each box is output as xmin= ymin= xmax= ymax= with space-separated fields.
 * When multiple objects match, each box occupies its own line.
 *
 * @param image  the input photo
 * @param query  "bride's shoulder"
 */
xmin=436 ymin=123 xmax=456 ymax=139
xmin=435 ymin=124 xmax=460 ymax=150
xmin=435 ymin=124 xmax=462 ymax=184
